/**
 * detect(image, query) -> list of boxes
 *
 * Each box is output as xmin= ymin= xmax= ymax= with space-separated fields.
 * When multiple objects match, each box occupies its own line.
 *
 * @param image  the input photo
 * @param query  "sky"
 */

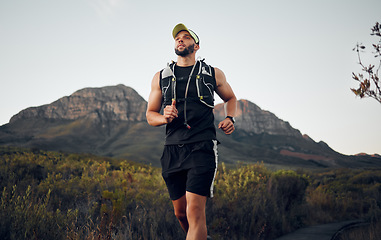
xmin=1 ymin=0 xmax=380 ymax=155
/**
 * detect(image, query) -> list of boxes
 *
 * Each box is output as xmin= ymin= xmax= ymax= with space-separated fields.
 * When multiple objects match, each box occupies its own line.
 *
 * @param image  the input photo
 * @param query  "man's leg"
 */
xmin=172 ymin=195 xmax=189 ymax=233
xmin=185 ymin=191 xmax=207 ymax=240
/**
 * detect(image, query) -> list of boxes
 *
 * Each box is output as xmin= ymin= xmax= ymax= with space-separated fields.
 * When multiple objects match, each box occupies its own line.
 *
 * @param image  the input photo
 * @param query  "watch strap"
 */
xmin=226 ymin=116 xmax=235 ymax=124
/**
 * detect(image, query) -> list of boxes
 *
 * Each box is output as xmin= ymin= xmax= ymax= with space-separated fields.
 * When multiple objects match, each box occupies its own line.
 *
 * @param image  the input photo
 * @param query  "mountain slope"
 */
xmin=1 ymin=84 xmax=380 ymax=168
xmin=0 ymin=85 xmax=164 ymax=165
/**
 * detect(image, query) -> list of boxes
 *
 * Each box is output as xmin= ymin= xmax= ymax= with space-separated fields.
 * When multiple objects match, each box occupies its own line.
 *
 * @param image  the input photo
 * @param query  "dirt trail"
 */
xmin=275 ymin=220 xmax=363 ymax=240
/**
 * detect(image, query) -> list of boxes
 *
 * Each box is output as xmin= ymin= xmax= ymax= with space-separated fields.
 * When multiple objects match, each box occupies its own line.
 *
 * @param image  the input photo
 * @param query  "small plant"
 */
xmin=351 ymin=22 xmax=381 ymax=103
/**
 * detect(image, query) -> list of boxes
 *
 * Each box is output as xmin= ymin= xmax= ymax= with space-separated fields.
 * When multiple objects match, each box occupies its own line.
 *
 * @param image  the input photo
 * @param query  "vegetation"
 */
xmin=351 ymin=22 xmax=381 ymax=103
xmin=0 ymin=147 xmax=380 ymax=239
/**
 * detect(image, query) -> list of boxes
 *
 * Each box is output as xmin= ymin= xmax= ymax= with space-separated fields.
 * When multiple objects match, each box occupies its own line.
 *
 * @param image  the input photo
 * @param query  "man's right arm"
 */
xmin=146 ymin=71 xmax=178 ymax=126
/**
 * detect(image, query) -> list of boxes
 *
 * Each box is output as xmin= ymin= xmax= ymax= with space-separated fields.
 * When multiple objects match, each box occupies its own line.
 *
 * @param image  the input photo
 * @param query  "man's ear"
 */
xmin=194 ymin=44 xmax=200 ymax=51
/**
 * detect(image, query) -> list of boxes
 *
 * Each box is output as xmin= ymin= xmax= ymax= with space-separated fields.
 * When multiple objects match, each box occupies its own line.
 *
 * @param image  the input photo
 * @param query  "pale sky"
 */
xmin=1 ymin=0 xmax=380 ymax=155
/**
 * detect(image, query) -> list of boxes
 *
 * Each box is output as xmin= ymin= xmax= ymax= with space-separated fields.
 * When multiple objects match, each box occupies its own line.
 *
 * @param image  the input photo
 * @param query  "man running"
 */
xmin=146 ymin=23 xmax=237 ymax=240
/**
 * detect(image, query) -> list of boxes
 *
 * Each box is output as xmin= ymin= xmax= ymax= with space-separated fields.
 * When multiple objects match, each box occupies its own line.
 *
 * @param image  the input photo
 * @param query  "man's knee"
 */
xmin=187 ymin=202 xmax=205 ymax=220
xmin=174 ymin=209 xmax=187 ymax=222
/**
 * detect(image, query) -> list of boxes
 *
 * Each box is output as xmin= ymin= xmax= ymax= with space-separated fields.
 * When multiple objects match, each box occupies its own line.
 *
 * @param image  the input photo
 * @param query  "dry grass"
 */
xmin=1 ymin=147 xmax=381 ymax=239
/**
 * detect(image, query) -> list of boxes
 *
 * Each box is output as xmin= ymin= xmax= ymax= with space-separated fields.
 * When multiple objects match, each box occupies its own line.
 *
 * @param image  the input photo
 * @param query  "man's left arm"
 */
xmin=214 ymin=67 xmax=237 ymax=135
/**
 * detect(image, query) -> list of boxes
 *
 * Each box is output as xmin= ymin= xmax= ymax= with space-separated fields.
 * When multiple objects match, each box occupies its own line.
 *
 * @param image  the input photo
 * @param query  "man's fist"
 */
xmin=218 ymin=118 xmax=235 ymax=135
xmin=163 ymin=99 xmax=178 ymax=123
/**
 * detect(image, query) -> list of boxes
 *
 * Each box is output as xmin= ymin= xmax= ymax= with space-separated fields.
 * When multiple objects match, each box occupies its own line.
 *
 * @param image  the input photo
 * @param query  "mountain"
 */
xmin=10 ymin=84 xmax=147 ymax=122
xmin=1 ymin=84 xmax=380 ymax=169
xmin=0 ymin=85 xmax=164 ymax=165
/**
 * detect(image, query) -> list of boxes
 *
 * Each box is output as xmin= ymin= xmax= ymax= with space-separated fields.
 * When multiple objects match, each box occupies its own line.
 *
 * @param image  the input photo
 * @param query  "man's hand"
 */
xmin=218 ymin=118 xmax=235 ymax=135
xmin=163 ymin=99 xmax=178 ymax=123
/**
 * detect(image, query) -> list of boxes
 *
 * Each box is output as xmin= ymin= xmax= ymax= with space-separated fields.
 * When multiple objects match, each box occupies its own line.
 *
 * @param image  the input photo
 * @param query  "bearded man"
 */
xmin=146 ymin=23 xmax=237 ymax=240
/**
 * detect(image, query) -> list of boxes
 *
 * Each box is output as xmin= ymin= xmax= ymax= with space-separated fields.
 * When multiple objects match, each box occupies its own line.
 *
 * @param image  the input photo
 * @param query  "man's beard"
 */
xmin=175 ymin=44 xmax=195 ymax=57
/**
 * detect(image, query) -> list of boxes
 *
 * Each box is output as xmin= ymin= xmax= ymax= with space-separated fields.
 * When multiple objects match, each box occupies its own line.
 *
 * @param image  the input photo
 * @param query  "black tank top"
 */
xmin=163 ymin=63 xmax=216 ymax=145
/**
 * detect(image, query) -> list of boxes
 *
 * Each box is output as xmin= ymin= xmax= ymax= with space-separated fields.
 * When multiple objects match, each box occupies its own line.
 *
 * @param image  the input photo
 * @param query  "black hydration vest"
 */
xmin=160 ymin=59 xmax=217 ymax=144
xmin=161 ymin=59 xmax=215 ymax=109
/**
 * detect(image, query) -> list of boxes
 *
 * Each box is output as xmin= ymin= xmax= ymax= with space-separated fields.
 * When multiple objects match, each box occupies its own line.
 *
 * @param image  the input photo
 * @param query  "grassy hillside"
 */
xmin=1 ymin=147 xmax=380 ymax=239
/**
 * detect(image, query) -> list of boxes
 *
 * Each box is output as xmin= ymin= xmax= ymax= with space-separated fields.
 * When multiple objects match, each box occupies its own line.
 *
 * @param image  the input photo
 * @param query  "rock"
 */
xmin=214 ymin=99 xmax=301 ymax=137
xmin=10 ymin=84 xmax=147 ymax=123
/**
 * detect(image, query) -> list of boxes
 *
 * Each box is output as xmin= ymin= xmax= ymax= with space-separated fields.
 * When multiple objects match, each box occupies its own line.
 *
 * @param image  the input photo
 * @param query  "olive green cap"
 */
xmin=172 ymin=23 xmax=200 ymax=44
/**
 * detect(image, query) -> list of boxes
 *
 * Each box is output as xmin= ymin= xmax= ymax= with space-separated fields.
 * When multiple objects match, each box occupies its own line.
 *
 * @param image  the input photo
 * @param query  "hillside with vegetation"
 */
xmin=1 ymin=146 xmax=380 ymax=239
xmin=1 ymin=85 xmax=380 ymax=169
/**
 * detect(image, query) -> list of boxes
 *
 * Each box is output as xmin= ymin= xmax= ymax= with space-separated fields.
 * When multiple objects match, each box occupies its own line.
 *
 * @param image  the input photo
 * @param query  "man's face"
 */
xmin=174 ymin=31 xmax=197 ymax=57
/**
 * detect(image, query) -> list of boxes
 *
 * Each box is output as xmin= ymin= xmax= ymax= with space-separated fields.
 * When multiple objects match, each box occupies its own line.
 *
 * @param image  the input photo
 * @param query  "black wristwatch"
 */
xmin=226 ymin=116 xmax=235 ymax=124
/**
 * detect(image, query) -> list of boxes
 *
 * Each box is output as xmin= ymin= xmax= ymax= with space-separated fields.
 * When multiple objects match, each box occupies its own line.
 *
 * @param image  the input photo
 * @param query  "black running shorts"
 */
xmin=160 ymin=140 xmax=218 ymax=200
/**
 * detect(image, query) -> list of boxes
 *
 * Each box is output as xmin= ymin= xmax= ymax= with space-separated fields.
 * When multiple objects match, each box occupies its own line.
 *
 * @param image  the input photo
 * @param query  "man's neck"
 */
xmin=176 ymin=55 xmax=196 ymax=67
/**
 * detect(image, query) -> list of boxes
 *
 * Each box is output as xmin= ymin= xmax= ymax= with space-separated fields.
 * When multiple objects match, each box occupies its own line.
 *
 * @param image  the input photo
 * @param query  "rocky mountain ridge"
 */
xmin=215 ymin=99 xmax=302 ymax=137
xmin=10 ymin=85 xmax=303 ymax=138
xmin=11 ymin=84 xmax=147 ymax=123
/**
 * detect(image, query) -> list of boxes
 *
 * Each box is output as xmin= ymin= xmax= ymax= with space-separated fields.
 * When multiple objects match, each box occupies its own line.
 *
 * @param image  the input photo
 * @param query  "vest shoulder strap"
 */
xmin=161 ymin=61 xmax=175 ymax=80
xmin=199 ymin=60 xmax=213 ymax=77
